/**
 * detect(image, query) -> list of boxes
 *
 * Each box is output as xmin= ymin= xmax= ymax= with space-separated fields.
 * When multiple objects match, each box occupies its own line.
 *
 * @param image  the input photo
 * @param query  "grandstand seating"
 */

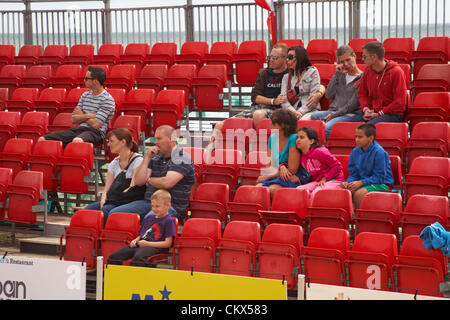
xmin=326 ymin=122 xmax=364 ymax=155
xmin=345 ymin=232 xmax=398 ymax=290
xmin=228 ymin=185 xmax=271 ymax=224
xmin=297 ymin=119 xmax=326 ymax=144
xmin=49 ymin=64 xmax=83 ymax=90
xmin=99 ymin=212 xmax=140 ymax=265
xmin=334 ymin=154 xmax=350 ymax=180
xmin=144 ymin=42 xmax=177 ymax=67
xmin=135 ymin=64 xmax=168 ymax=93
xmin=104 ymin=64 xmax=137 ymax=92
xmin=237 ymin=150 xmax=269 ymax=186
xmin=21 ymin=65 xmax=52 ymax=90
xmin=188 ymin=182 xmax=229 ymax=222
xmin=257 ymin=223 xmax=303 ymax=289
xmin=150 ymin=89 xmax=186 ymax=135
xmin=410 ymin=36 xmax=450 ymax=78
xmin=105 ymin=88 xmax=126 ymax=117
xmin=393 ymin=235 xmax=447 ymax=297
xmin=306 ymin=39 xmax=337 ymax=64
xmin=348 ymin=38 xmax=378 ymax=64
xmin=14 ymin=45 xmax=42 ymax=68
xmin=306 ymin=189 xmax=353 ymax=235
xmin=252 ymin=118 xmax=272 ymax=152
xmin=56 ymin=142 xmax=94 ymax=194
xmin=37 ymin=44 xmax=68 ymax=74
xmin=60 ymin=209 xmax=104 ymax=269
xmin=375 ymin=122 xmax=408 ymax=162
xmin=28 ymin=139 xmax=63 ymax=191
xmin=15 ymin=111 xmax=49 ymax=143
xmin=234 ymin=40 xmax=267 ymax=85
xmin=0 ymin=88 xmax=8 ymax=110
xmin=216 ymin=117 xmax=254 ymax=153
xmin=410 ymin=63 xmax=450 ymax=99
xmin=174 ymin=41 xmax=209 ymax=69
xmin=192 ymin=64 xmax=228 ymax=111
xmin=65 ymin=44 xmax=95 ymax=66
xmin=92 ymin=43 xmax=123 ymax=66
xmin=389 ymin=155 xmax=404 ymax=194
xmin=277 ymin=39 xmax=305 ymax=48
xmin=0 ymin=138 xmax=33 ymax=179
xmin=108 ymin=115 xmax=142 ymax=153
xmin=61 ymin=87 xmax=91 ymax=113
xmin=181 ymin=147 xmax=206 ymax=179
xmin=0 ymin=167 xmax=12 ymax=221
xmin=120 ymin=43 xmax=150 ymax=74
xmin=0 ymin=45 xmax=15 ymax=68
xmin=259 ymin=188 xmax=309 ymax=227
xmin=5 ymin=170 xmax=43 ymax=225
xmin=0 ymin=64 xmax=27 ymax=99
xmin=399 ymin=195 xmax=449 ymax=242
xmin=405 ymin=122 xmax=449 ymax=170
xmin=0 ymin=111 xmax=21 ymax=151
xmin=406 ymin=92 xmax=450 ymax=131
xmin=47 ymin=112 xmax=77 ymax=133
xmin=383 ymin=37 xmax=415 ymax=64
xmin=403 ymin=156 xmax=449 ymax=204
xmin=77 ymin=64 xmax=110 ymax=88
xmin=120 ymin=88 xmax=155 ymax=137
xmin=314 ymin=63 xmax=336 ymax=87
xmin=163 ymin=63 xmax=197 ymax=109
xmin=5 ymin=87 xmax=39 ymax=116
xmin=302 ymin=227 xmax=350 ymax=286
xmin=217 ymin=220 xmax=261 ymax=277
xmin=204 ymin=41 xmax=237 ymax=77
xmin=174 ymin=217 xmax=222 ymax=273
xmin=34 ymin=88 xmax=67 ymax=122
xmin=354 ymin=192 xmax=403 ymax=237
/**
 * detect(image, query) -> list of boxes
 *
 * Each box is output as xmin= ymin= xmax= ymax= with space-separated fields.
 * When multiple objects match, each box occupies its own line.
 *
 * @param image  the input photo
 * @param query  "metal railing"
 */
xmin=0 ymin=0 xmax=448 ymax=53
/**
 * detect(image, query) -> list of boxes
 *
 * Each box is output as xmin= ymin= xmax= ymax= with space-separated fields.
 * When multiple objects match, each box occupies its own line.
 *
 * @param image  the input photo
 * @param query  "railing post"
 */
xmin=103 ymin=0 xmax=112 ymax=44
xmin=23 ymin=0 xmax=33 ymax=45
xmin=185 ymin=0 xmax=194 ymax=42
xmin=350 ymin=0 xmax=361 ymax=40
xmin=275 ymin=0 xmax=285 ymax=46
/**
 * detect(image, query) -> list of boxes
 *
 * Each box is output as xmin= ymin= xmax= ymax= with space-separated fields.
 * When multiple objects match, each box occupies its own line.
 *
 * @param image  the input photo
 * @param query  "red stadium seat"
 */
xmin=257 ymin=223 xmax=303 ymax=289
xmin=277 ymin=39 xmax=305 ymax=48
xmin=174 ymin=217 xmax=222 ymax=273
xmin=15 ymin=111 xmax=49 ymax=143
xmin=65 ymin=44 xmax=95 ymax=66
xmin=92 ymin=43 xmax=123 ymax=66
xmin=164 ymin=63 xmax=197 ymax=109
xmin=334 ymin=154 xmax=350 ymax=180
xmin=237 ymin=150 xmax=270 ymax=186
xmin=192 ymin=64 xmax=228 ymax=111
xmin=217 ymin=221 xmax=261 ymax=277
xmin=411 ymin=36 xmax=450 ymax=78
xmin=104 ymin=64 xmax=136 ymax=92
xmin=120 ymin=43 xmax=150 ymax=74
xmin=120 ymin=88 xmax=155 ymax=137
xmin=411 ymin=64 xmax=450 ymax=100
xmin=144 ymin=42 xmax=177 ymax=67
xmin=5 ymin=87 xmax=39 ymax=117
xmin=298 ymin=119 xmax=326 ymax=144
xmin=204 ymin=41 xmax=237 ymax=77
xmin=14 ymin=45 xmax=42 ymax=68
xmin=383 ymin=37 xmax=415 ymax=64
xmin=77 ymin=64 xmax=110 ymax=87
xmin=0 ymin=138 xmax=33 ymax=179
xmin=234 ymin=40 xmax=267 ymax=85
xmin=5 ymin=170 xmax=43 ymax=225
xmin=38 ymin=44 xmax=68 ymax=74
xmin=228 ymin=185 xmax=271 ymax=224
xmin=61 ymin=87 xmax=91 ymax=113
xmin=28 ymin=139 xmax=63 ymax=191
xmin=348 ymin=38 xmax=378 ymax=63
xmin=302 ymin=227 xmax=350 ymax=286
xmin=0 ymin=167 xmax=12 ymax=221
xmin=216 ymin=117 xmax=254 ymax=153
xmin=49 ymin=64 xmax=82 ymax=90
xmin=175 ymin=41 xmax=209 ymax=69
xmin=314 ymin=63 xmax=337 ymax=86
xmin=406 ymin=92 xmax=450 ymax=131
xmin=375 ymin=122 xmax=408 ymax=162
xmin=47 ymin=112 xmax=77 ymax=133
xmin=61 ymin=209 xmax=103 ymax=269
xmin=0 ymin=45 xmax=15 ymax=67
xmin=21 ymin=65 xmax=52 ymax=90
xmin=34 ymin=88 xmax=67 ymax=123
xmin=188 ymin=182 xmax=229 ymax=222
xmin=0 ymin=110 xmax=21 ymax=151
xmin=0 ymin=64 xmax=27 ymax=99
xmin=326 ymin=122 xmax=364 ymax=155
xmin=150 ymin=89 xmax=185 ymax=134
xmin=345 ymin=232 xmax=398 ymax=290
xmin=135 ymin=64 xmax=168 ymax=93
xmin=109 ymin=115 xmax=141 ymax=148
xmin=307 ymin=39 xmax=337 ymax=64
xmin=0 ymin=87 xmax=8 ymax=110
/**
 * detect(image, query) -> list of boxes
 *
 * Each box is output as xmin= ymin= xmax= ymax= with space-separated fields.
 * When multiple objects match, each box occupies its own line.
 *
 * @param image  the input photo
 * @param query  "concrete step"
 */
xmin=19 ymin=235 xmax=63 ymax=256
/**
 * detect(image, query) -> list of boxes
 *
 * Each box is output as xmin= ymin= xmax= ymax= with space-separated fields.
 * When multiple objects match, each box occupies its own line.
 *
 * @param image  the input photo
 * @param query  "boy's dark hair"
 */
xmin=298 ymin=126 xmax=322 ymax=148
xmin=362 ymin=41 xmax=385 ymax=60
xmin=270 ymin=108 xmax=298 ymax=137
xmin=357 ymin=123 xmax=377 ymax=139
xmin=88 ymin=66 xmax=107 ymax=86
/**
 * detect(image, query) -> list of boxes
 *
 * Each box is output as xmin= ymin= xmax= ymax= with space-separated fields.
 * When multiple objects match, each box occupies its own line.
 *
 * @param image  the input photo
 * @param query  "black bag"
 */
xmin=105 ymin=155 xmax=147 ymax=206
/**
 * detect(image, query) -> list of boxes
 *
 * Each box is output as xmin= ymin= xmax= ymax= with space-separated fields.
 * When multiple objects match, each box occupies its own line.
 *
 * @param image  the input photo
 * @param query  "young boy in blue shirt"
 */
xmin=107 ymin=189 xmax=176 ymax=267
xmin=341 ymin=123 xmax=394 ymax=209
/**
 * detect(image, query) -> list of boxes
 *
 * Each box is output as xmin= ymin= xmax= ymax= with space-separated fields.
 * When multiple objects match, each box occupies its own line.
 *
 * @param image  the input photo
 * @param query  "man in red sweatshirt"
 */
xmin=356 ymin=41 xmax=407 ymax=124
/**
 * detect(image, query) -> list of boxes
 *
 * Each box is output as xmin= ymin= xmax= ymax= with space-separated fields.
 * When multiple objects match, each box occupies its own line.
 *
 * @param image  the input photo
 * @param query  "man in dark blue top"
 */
xmin=109 ymin=125 xmax=195 ymax=221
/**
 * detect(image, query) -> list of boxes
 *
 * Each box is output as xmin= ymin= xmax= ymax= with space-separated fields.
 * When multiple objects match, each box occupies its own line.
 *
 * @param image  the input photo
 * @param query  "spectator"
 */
xmin=294 ymin=126 xmax=345 ymax=204
xmin=356 ymin=41 xmax=407 ymax=124
xmin=107 ymin=189 xmax=176 ymax=267
xmin=38 ymin=66 xmax=115 ymax=148
xmin=280 ymin=46 xmax=325 ymax=120
xmin=311 ymin=45 xmax=363 ymax=137
xmin=108 ymin=125 xmax=195 ymax=221
xmin=84 ymin=128 xmax=145 ymax=224
xmin=256 ymin=108 xmax=300 ymax=198
xmin=341 ymin=123 xmax=394 ymax=209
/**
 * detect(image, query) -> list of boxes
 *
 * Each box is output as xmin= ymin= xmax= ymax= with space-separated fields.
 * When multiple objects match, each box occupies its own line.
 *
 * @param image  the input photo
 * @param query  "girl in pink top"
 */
xmin=290 ymin=126 xmax=344 ymax=204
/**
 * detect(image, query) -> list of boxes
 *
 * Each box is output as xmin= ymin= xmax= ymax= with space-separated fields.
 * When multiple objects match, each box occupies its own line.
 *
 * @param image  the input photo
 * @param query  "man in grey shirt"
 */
xmin=38 ymin=66 xmax=115 ymax=148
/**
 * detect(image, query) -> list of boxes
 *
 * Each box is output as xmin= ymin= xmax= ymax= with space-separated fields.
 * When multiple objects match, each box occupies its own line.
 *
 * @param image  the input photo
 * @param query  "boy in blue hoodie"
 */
xmin=341 ymin=123 xmax=394 ymax=209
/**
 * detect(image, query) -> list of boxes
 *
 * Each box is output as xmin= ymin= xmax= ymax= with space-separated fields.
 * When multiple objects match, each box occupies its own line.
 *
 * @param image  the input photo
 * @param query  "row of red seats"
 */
xmin=60 ymin=207 xmax=447 ymax=297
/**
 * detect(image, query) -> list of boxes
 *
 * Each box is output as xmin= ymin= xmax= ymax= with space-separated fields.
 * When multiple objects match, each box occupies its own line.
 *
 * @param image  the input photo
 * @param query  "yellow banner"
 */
xmin=104 ymin=265 xmax=287 ymax=300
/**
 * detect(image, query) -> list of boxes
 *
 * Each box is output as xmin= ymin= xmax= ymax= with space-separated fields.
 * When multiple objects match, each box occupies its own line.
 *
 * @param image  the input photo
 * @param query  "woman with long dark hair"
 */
xmin=279 ymin=46 xmax=325 ymax=120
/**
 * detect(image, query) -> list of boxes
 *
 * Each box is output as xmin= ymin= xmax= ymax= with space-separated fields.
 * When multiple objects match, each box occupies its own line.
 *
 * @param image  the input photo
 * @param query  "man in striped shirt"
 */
xmin=38 ymin=66 xmax=115 ymax=148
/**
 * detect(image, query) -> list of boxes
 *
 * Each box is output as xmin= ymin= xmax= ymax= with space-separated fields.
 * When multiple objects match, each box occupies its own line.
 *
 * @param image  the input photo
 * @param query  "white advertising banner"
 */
xmin=0 ymin=255 xmax=86 ymax=300
xmin=305 ymin=282 xmax=447 ymax=301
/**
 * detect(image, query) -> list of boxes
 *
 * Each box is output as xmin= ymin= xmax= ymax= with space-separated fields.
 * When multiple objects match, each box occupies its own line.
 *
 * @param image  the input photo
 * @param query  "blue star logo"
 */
xmin=159 ymin=285 xmax=171 ymax=300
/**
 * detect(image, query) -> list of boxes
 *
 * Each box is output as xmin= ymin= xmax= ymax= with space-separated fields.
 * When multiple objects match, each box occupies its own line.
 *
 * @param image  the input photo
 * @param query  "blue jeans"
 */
xmin=84 ymin=201 xmax=117 ymax=225
xmin=311 ymin=111 xmax=362 ymax=138
xmin=108 ymin=199 xmax=178 ymax=221
xmin=350 ymin=113 xmax=404 ymax=124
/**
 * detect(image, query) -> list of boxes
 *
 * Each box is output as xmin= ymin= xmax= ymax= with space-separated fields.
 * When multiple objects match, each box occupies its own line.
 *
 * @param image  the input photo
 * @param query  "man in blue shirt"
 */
xmin=341 ymin=123 xmax=394 ymax=209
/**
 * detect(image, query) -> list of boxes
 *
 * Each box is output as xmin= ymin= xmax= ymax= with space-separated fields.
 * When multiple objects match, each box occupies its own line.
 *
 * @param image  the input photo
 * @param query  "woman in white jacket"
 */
xmin=279 ymin=46 xmax=325 ymax=120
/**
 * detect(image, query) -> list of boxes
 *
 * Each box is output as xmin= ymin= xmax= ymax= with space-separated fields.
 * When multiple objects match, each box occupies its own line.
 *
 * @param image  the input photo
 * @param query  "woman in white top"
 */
xmin=85 ymin=128 xmax=143 ymax=223
xmin=279 ymin=46 xmax=326 ymax=120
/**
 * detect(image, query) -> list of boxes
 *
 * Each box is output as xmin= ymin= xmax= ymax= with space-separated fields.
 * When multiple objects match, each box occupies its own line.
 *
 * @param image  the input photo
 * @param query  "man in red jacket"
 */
xmin=356 ymin=41 xmax=407 ymax=124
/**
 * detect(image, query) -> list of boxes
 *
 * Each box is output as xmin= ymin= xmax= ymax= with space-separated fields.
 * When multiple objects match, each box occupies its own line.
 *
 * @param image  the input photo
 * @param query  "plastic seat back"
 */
xmin=0 ymin=167 xmax=12 ymax=220
xmin=135 ymin=64 xmax=168 ymax=93
xmin=16 ymin=111 xmax=49 ymax=143
xmin=14 ymin=44 xmax=42 ymax=66
xmin=375 ymin=122 xmax=408 ymax=160
xmin=234 ymin=40 xmax=267 ymax=85
xmin=326 ymin=122 xmax=364 ymax=155
xmin=21 ymin=65 xmax=52 ymax=90
xmin=66 ymin=44 xmax=95 ymax=65
xmin=306 ymin=39 xmax=337 ymax=64
xmin=411 ymin=36 xmax=450 ymax=78
xmin=383 ymin=37 xmax=415 ymax=64
xmin=0 ymin=45 xmax=15 ymax=66
xmin=189 ymin=182 xmax=229 ymax=221
xmin=5 ymin=87 xmax=39 ymax=116
xmin=0 ymin=110 xmax=21 ymax=151
xmin=47 ymin=112 xmax=77 ymax=133
xmin=104 ymin=64 xmax=136 ymax=92
xmin=175 ymin=41 xmax=209 ymax=68
xmin=297 ymin=119 xmax=326 ymax=144
xmin=278 ymin=39 xmax=305 ymax=48
xmin=205 ymin=41 xmax=237 ymax=75
xmin=93 ymin=43 xmax=123 ymax=65
xmin=151 ymin=89 xmax=185 ymax=133
xmin=260 ymin=188 xmax=309 ymax=226
xmin=193 ymin=64 xmax=228 ymax=111
xmin=348 ymin=38 xmax=379 ymax=63
xmin=228 ymin=185 xmax=271 ymax=223
xmin=0 ymin=138 xmax=33 ymax=179
xmin=61 ymin=87 xmax=91 ymax=113
xmin=28 ymin=139 xmax=63 ymax=191
xmin=49 ymin=64 xmax=82 ymax=90
xmin=34 ymin=88 xmax=67 ymax=122
xmin=0 ymin=65 xmax=27 ymax=99
xmin=145 ymin=42 xmax=177 ymax=66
